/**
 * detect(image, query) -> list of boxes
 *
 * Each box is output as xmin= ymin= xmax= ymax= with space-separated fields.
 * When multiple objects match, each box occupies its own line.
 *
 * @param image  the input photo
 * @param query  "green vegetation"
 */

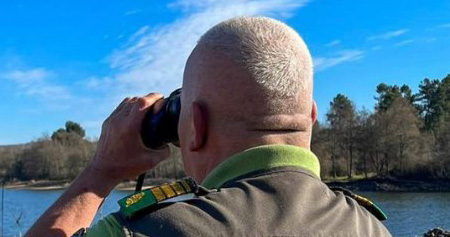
xmin=0 ymin=121 xmax=184 ymax=182
xmin=1 ymin=74 xmax=450 ymax=183
xmin=313 ymin=74 xmax=450 ymax=180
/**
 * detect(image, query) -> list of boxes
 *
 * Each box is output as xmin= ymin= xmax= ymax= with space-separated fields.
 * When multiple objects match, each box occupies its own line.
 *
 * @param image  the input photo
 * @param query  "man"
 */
xmin=27 ymin=17 xmax=391 ymax=236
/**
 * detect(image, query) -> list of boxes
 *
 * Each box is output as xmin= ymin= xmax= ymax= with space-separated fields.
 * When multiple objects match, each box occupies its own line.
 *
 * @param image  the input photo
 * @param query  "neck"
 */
xmin=192 ymin=130 xmax=311 ymax=183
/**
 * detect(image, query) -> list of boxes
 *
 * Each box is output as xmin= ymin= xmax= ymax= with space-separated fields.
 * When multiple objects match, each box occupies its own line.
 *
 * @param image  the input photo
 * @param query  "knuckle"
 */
xmin=136 ymin=97 xmax=147 ymax=107
xmin=124 ymin=97 xmax=131 ymax=103
xmin=146 ymin=93 xmax=163 ymax=100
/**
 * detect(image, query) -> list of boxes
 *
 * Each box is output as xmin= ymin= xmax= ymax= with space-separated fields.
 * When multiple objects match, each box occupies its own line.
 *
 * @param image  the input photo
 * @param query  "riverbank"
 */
xmin=2 ymin=178 xmax=174 ymax=191
xmin=3 ymin=177 xmax=450 ymax=192
xmin=325 ymin=177 xmax=450 ymax=192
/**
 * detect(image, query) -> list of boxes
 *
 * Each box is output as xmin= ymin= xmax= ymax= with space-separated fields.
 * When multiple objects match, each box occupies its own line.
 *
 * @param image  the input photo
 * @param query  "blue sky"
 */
xmin=0 ymin=0 xmax=449 ymax=144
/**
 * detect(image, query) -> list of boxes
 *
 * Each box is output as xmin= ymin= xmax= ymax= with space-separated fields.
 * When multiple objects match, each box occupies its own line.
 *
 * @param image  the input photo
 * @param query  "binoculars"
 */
xmin=141 ymin=88 xmax=182 ymax=149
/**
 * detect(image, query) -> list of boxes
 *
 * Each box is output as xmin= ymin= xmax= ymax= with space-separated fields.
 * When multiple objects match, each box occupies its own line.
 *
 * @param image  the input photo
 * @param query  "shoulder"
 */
xmin=117 ymin=178 xmax=213 ymax=219
xmin=329 ymin=187 xmax=387 ymax=221
xmin=112 ymin=178 xmax=225 ymax=236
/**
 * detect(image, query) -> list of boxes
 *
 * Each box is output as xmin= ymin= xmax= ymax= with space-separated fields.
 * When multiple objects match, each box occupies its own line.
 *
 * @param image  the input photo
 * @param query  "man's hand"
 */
xmin=26 ymin=93 xmax=171 ymax=237
xmin=89 ymin=93 xmax=170 ymax=185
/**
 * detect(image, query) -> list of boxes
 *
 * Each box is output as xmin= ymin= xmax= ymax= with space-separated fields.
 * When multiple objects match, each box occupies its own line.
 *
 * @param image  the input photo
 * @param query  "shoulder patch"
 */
xmin=118 ymin=178 xmax=198 ymax=219
xmin=330 ymin=187 xmax=387 ymax=221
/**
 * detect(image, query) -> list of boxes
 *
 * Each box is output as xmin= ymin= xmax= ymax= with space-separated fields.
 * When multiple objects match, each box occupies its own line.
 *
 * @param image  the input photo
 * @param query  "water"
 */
xmin=363 ymin=192 xmax=450 ymax=237
xmin=0 ymin=189 xmax=132 ymax=237
xmin=0 ymin=189 xmax=449 ymax=237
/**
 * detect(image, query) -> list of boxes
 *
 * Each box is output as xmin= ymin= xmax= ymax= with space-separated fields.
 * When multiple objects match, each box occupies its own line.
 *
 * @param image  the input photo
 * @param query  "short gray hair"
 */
xmin=198 ymin=16 xmax=313 ymax=99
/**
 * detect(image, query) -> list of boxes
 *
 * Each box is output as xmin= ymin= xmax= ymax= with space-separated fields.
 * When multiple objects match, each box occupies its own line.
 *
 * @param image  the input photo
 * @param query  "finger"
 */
xmin=113 ymin=97 xmax=132 ymax=115
xmin=124 ymin=94 xmax=164 ymax=130
xmin=122 ymin=97 xmax=139 ymax=116
xmin=129 ymin=96 xmax=139 ymax=103
xmin=132 ymin=93 xmax=164 ymax=116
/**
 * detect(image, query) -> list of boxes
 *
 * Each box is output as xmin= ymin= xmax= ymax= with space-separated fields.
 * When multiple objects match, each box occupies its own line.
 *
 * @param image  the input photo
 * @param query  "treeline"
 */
xmin=1 ymin=74 xmax=450 ymax=182
xmin=312 ymin=74 xmax=450 ymax=180
xmin=0 ymin=121 xmax=184 ymax=181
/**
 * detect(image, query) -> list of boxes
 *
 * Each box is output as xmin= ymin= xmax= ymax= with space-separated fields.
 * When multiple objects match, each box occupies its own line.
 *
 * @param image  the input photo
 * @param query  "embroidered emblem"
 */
xmin=125 ymin=192 xmax=145 ymax=207
xmin=118 ymin=178 xmax=198 ymax=219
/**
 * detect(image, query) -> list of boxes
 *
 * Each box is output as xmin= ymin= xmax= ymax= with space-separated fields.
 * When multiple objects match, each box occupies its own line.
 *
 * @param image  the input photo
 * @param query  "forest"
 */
xmin=1 ymin=74 xmax=450 ymax=182
xmin=313 ymin=74 xmax=450 ymax=180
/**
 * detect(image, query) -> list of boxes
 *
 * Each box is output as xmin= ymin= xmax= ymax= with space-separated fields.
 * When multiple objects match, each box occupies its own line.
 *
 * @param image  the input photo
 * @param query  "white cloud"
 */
xmin=0 ymin=68 xmax=71 ymax=100
xmin=394 ymin=39 xmax=414 ymax=47
xmin=325 ymin=40 xmax=341 ymax=47
xmin=371 ymin=45 xmax=382 ymax=51
xmin=124 ymin=9 xmax=143 ymax=16
xmin=75 ymin=0 xmax=310 ymax=136
xmin=367 ymin=29 xmax=409 ymax=41
xmin=314 ymin=50 xmax=364 ymax=72
xmin=102 ymin=0 xmax=309 ymax=98
xmin=436 ymin=23 xmax=450 ymax=29
xmin=78 ymin=76 xmax=113 ymax=89
xmin=424 ymin=37 xmax=437 ymax=43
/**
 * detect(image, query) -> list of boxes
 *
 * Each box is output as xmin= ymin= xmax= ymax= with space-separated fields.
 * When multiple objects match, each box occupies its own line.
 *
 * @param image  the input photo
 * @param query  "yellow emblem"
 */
xmin=171 ymin=182 xmax=185 ymax=195
xmin=151 ymin=187 xmax=166 ymax=202
xmin=161 ymin=185 xmax=176 ymax=198
xmin=125 ymin=192 xmax=145 ymax=207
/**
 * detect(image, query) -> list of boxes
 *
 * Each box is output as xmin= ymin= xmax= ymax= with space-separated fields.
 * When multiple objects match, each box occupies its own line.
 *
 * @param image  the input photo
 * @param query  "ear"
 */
xmin=189 ymin=102 xmax=207 ymax=151
xmin=311 ymin=100 xmax=317 ymax=125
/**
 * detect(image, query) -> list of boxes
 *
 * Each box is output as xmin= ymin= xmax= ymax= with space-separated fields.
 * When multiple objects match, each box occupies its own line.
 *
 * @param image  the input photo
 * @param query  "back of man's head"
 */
xmin=199 ymin=17 xmax=312 ymax=102
xmin=179 ymin=16 xmax=315 ymax=180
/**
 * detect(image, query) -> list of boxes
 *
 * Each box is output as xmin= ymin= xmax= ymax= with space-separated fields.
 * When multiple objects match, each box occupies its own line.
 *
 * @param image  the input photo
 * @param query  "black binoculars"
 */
xmin=141 ymin=88 xmax=181 ymax=149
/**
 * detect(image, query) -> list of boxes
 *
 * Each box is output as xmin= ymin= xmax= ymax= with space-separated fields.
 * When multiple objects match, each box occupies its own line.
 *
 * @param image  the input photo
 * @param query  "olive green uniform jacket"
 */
xmin=86 ymin=145 xmax=391 ymax=237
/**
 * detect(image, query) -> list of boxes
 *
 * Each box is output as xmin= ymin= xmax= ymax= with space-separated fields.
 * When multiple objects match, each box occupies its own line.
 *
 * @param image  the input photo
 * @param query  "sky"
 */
xmin=0 ymin=0 xmax=449 ymax=144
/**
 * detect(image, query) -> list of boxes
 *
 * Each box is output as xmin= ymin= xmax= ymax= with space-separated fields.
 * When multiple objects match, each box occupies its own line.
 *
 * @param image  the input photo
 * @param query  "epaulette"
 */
xmin=118 ymin=178 xmax=198 ymax=219
xmin=330 ymin=187 xmax=387 ymax=221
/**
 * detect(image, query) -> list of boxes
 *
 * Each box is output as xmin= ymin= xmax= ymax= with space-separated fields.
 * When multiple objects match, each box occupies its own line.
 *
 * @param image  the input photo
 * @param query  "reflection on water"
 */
xmin=0 ymin=189 xmax=132 ymax=237
xmin=0 ymin=189 xmax=449 ymax=236
xmin=363 ymin=192 xmax=450 ymax=237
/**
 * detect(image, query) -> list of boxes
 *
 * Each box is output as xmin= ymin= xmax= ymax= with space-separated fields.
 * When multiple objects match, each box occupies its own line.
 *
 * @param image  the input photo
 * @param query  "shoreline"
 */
xmin=2 ymin=180 xmax=156 ymax=191
xmin=324 ymin=177 xmax=450 ymax=192
xmin=2 ymin=177 xmax=450 ymax=192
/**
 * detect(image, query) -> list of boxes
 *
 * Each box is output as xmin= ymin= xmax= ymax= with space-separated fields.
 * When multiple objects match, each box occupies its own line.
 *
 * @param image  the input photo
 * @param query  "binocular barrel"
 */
xmin=140 ymin=88 xmax=181 ymax=149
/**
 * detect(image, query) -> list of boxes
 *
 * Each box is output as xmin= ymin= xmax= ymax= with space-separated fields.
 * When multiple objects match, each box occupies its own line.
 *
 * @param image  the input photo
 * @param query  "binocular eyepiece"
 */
xmin=141 ymin=88 xmax=181 ymax=149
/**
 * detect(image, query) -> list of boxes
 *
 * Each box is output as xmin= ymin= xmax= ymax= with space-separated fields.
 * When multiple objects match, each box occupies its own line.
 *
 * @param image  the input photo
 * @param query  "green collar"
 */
xmin=201 ymin=144 xmax=320 ymax=189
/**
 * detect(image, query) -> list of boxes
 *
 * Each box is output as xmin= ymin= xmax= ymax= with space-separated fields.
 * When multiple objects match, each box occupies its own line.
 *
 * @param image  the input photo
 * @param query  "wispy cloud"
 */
xmin=371 ymin=45 xmax=382 ymax=51
xmin=0 ymin=68 xmax=71 ymax=100
xmin=424 ymin=37 xmax=437 ymax=43
xmin=436 ymin=23 xmax=450 ymax=29
xmin=76 ymin=0 xmax=310 ymax=135
xmin=77 ymin=76 xmax=113 ymax=90
xmin=124 ymin=9 xmax=143 ymax=16
xmin=314 ymin=50 xmax=364 ymax=72
xmin=325 ymin=40 xmax=341 ymax=47
xmin=394 ymin=39 xmax=414 ymax=47
xmin=367 ymin=29 xmax=409 ymax=41
xmin=101 ymin=0 xmax=309 ymax=96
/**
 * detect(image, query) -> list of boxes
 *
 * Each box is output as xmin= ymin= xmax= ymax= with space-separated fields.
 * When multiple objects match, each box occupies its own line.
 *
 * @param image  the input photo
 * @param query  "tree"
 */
xmin=375 ymin=83 xmax=416 ymax=111
xmin=311 ymin=121 xmax=332 ymax=178
xmin=416 ymin=75 xmax=450 ymax=131
xmin=354 ymin=108 xmax=375 ymax=178
xmin=52 ymin=121 xmax=86 ymax=146
xmin=375 ymin=98 xmax=422 ymax=176
xmin=326 ymin=94 xmax=356 ymax=178
xmin=65 ymin=121 xmax=85 ymax=138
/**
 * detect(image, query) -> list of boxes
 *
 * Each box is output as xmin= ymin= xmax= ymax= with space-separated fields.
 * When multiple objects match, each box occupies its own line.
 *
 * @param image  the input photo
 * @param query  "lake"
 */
xmin=0 ymin=189 xmax=449 ymax=236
